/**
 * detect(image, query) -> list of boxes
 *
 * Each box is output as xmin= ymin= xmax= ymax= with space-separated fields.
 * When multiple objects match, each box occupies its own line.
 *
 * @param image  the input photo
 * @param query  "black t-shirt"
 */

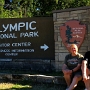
xmin=64 ymin=53 xmax=84 ymax=70
xmin=84 ymin=51 xmax=90 ymax=69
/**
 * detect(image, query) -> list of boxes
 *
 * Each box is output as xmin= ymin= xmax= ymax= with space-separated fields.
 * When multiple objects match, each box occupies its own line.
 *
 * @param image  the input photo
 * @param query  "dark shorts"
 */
xmin=72 ymin=70 xmax=82 ymax=76
xmin=71 ymin=70 xmax=82 ymax=80
xmin=71 ymin=70 xmax=82 ymax=83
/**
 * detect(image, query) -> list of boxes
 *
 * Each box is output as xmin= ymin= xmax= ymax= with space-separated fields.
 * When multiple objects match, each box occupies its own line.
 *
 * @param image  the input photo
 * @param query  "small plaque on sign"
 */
xmin=60 ymin=20 xmax=86 ymax=52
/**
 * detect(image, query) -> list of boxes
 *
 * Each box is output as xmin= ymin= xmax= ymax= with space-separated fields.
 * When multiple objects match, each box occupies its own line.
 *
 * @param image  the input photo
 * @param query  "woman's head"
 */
xmin=70 ymin=44 xmax=78 ymax=56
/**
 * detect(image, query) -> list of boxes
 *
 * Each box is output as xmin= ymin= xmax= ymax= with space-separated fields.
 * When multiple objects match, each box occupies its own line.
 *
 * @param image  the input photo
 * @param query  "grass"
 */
xmin=0 ymin=80 xmax=66 ymax=90
xmin=0 ymin=83 xmax=32 ymax=90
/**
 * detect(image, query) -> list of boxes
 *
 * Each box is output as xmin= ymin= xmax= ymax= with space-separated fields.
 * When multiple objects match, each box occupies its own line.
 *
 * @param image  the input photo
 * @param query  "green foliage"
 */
xmin=0 ymin=0 xmax=90 ymax=18
xmin=0 ymin=0 xmax=22 ymax=18
xmin=55 ymin=0 xmax=90 ymax=9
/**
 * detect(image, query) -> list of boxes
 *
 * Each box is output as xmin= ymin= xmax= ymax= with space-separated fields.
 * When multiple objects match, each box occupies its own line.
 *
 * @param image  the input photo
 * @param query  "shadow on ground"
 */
xmin=0 ymin=79 xmax=85 ymax=90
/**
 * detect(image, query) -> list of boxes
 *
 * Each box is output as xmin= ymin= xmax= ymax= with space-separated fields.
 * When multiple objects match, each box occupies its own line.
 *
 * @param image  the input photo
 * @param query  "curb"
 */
xmin=0 ymin=73 xmax=85 ymax=88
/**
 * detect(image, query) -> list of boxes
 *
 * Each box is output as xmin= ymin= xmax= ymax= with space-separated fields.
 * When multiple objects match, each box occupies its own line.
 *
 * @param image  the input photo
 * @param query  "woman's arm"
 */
xmin=62 ymin=64 xmax=68 ymax=70
xmin=62 ymin=64 xmax=72 ymax=74
xmin=72 ymin=64 xmax=81 ymax=72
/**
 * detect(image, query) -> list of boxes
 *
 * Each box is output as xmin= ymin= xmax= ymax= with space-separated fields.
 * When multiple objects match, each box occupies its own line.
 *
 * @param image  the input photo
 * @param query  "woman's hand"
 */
xmin=63 ymin=69 xmax=72 ymax=74
xmin=83 ymin=74 xmax=87 ymax=81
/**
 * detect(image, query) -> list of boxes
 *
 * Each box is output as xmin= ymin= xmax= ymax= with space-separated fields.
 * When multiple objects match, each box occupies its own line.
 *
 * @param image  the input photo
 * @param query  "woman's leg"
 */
xmin=64 ymin=73 xmax=72 ymax=87
xmin=68 ymin=75 xmax=82 ymax=90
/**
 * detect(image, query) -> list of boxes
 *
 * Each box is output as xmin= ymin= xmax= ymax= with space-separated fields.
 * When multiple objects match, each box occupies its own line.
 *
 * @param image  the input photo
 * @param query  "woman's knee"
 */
xmin=73 ymin=75 xmax=82 ymax=81
xmin=64 ymin=74 xmax=71 ymax=78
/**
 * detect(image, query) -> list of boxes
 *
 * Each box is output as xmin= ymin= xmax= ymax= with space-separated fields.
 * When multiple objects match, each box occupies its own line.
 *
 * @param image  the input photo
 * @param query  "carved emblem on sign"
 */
xmin=60 ymin=20 xmax=86 ymax=52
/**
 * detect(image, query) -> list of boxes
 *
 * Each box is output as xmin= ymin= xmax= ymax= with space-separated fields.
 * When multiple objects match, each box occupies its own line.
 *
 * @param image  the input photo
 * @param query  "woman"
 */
xmin=62 ymin=44 xmax=84 ymax=90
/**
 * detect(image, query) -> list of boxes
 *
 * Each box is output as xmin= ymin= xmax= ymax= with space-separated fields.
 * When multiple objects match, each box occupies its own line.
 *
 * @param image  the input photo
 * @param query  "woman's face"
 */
xmin=70 ymin=44 xmax=78 ymax=55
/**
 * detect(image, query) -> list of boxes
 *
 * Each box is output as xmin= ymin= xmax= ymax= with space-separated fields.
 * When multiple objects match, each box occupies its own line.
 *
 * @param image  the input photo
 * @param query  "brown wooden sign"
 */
xmin=0 ymin=17 xmax=54 ymax=60
xmin=60 ymin=20 xmax=86 ymax=52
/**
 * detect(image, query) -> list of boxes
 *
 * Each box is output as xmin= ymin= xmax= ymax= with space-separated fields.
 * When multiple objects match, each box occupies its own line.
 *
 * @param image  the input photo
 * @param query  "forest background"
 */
xmin=0 ymin=0 xmax=90 ymax=18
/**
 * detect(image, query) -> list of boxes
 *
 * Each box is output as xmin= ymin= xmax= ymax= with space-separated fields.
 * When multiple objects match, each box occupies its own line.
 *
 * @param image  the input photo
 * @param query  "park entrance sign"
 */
xmin=0 ymin=17 xmax=54 ymax=60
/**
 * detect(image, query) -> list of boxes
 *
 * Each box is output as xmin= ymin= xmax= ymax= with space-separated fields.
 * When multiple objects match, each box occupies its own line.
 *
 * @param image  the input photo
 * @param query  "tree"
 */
xmin=65 ymin=25 xmax=72 ymax=44
xmin=0 ymin=0 xmax=22 ymax=18
xmin=1 ymin=0 xmax=90 ymax=18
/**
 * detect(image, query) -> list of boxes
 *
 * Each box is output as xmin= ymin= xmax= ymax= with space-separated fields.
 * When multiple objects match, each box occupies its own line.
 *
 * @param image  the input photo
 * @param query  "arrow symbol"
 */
xmin=40 ymin=44 xmax=49 ymax=51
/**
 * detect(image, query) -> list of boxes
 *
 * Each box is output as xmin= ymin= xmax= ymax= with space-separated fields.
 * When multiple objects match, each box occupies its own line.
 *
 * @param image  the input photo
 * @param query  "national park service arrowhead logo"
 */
xmin=60 ymin=20 xmax=86 ymax=52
